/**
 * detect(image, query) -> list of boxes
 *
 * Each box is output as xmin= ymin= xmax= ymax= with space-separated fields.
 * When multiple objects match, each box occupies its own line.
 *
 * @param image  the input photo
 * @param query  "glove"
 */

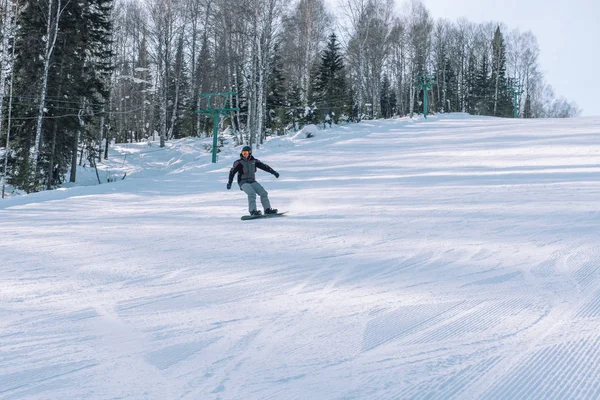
xmin=227 ymin=182 xmax=232 ymax=190
xmin=274 ymin=172 xmax=280 ymax=178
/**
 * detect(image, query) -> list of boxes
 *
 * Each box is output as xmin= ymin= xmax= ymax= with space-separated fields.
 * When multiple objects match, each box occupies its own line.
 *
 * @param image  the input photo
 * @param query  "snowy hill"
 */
xmin=2 ymin=114 xmax=600 ymax=399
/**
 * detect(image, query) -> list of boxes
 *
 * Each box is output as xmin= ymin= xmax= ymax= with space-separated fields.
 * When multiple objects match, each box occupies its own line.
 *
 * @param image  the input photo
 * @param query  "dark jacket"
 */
xmin=228 ymin=155 xmax=277 ymax=188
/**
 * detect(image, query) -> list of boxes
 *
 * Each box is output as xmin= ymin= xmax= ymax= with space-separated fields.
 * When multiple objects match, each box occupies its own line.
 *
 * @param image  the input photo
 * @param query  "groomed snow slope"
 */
xmin=2 ymin=114 xmax=600 ymax=399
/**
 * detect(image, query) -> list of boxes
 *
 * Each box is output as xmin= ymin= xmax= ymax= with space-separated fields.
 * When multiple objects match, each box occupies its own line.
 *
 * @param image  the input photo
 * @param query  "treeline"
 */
xmin=0 ymin=0 xmax=581 ymax=193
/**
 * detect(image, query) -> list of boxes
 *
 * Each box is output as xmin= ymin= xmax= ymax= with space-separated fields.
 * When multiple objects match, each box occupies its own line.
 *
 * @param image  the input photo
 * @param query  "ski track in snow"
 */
xmin=1 ymin=114 xmax=600 ymax=399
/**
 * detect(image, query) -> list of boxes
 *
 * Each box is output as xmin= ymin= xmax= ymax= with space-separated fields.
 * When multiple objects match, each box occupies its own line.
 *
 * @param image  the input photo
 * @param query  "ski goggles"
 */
xmin=241 ymin=150 xmax=250 ymax=156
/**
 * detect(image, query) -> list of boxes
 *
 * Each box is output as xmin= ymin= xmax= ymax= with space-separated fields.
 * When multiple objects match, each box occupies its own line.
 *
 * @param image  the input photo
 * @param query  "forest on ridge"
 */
xmin=0 ymin=0 xmax=580 ymax=193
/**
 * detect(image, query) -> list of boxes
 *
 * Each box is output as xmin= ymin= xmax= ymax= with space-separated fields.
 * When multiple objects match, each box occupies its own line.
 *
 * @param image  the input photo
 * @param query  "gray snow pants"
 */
xmin=241 ymin=182 xmax=271 ymax=213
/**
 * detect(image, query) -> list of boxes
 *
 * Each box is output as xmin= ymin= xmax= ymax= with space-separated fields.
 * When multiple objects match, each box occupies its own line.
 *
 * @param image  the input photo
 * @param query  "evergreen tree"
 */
xmin=443 ymin=59 xmax=457 ymax=112
xmin=465 ymin=51 xmax=477 ymax=114
xmin=348 ymin=86 xmax=360 ymax=123
xmin=286 ymin=83 xmax=303 ymax=129
xmin=474 ymin=54 xmax=491 ymax=115
xmin=523 ymin=93 xmax=532 ymax=118
xmin=266 ymin=42 xmax=287 ymax=134
xmin=435 ymin=58 xmax=457 ymax=113
xmin=168 ymin=35 xmax=190 ymax=139
xmin=73 ymin=0 xmax=113 ymax=175
xmin=389 ymin=90 xmax=397 ymax=118
xmin=8 ymin=0 xmax=45 ymax=190
xmin=380 ymin=74 xmax=395 ymax=118
xmin=491 ymin=26 xmax=512 ymax=117
xmin=313 ymin=33 xmax=347 ymax=124
xmin=9 ymin=0 xmax=113 ymax=191
xmin=305 ymin=60 xmax=320 ymax=125
xmin=194 ymin=35 xmax=212 ymax=136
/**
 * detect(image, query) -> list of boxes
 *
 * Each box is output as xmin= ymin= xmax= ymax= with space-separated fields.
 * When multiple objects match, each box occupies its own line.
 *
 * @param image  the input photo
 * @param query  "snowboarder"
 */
xmin=227 ymin=145 xmax=279 ymax=216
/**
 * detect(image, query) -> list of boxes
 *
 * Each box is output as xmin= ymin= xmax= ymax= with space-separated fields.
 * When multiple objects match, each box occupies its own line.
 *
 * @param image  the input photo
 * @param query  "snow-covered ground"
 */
xmin=2 ymin=113 xmax=600 ymax=399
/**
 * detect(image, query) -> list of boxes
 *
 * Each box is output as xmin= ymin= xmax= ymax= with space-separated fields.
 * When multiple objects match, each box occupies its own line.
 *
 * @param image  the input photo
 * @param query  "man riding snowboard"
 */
xmin=227 ymin=145 xmax=279 ymax=216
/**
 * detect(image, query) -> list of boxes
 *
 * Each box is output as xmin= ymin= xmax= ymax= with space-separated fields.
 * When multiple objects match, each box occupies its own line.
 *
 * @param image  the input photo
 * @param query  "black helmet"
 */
xmin=241 ymin=145 xmax=252 ymax=157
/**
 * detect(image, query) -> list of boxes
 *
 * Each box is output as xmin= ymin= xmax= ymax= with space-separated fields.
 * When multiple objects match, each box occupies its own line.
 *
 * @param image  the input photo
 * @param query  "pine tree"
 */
xmin=465 ymin=51 xmax=477 ymax=114
xmin=346 ymin=86 xmax=360 ymax=123
xmin=474 ymin=54 xmax=491 ymax=115
xmin=523 ymin=93 xmax=532 ymax=118
xmin=133 ymin=32 xmax=151 ymax=143
xmin=9 ymin=0 xmax=113 ymax=191
xmin=67 ymin=0 xmax=113 ymax=184
xmin=305 ymin=60 xmax=320 ymax=125
xmin=443 ymin=59 xmax=457 ymax=112
xmin=194 ymin=35 xmax=212 ymax=137
xmin=380 ymin=74 xmax=394 ymax=118
xmin=491 ymin=26 xmax=512 ymax=117
xmin=286 ymin=83 xmax=303 ymax=130
xmin=389 ymin=90 xmax=397 ymax=117
xmin=436 ymin=58 xmax=457 ymax=113
xmin=168 ymin=35 xmax=190 ymax=139
xmin=8 ymin=0 xmax=62 ymax=190
xmin=266 ymin=42 xmax=287 ymax=134
xmin=313 ymin=33 xmax=347 ymax=124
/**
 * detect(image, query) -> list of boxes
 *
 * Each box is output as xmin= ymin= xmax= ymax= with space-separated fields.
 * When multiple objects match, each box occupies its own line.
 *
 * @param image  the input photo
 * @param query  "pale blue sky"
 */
xmin=329 ymin=0 xmax=600 ymax=116
xmin=420 ymin=0 xmax=599 ymax=116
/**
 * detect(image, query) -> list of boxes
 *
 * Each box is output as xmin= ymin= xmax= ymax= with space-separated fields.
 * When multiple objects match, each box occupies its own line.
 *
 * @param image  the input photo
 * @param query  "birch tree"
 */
xmin=344 ymin=0 xmax=394 ymax=118
xmin=0 ymin=0 xmax=17 ymax=197
xmin=506 ymin=29 xmax=539 ymax=115
xmin=166 ymin=33 xmax=187 ymax=139
xmin=31 ymin=0 xmax=65 ymax=188
xmin=243 ymin=0 xmax=282 ymax=145
xmin=388 ymin=17 xmax=407 ymax=115
xmin=280 ymin=0 xmax=330 ymax=105
xmin=0 ymin=0 xmax=15 ymax=142
xmin=148 ymin=0 xmax=182 ymax=146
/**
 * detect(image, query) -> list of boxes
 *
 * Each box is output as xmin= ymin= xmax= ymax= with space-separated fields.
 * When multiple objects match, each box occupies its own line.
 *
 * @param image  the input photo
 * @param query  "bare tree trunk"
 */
xmin=357 ymin=55 xmax=364 ymax=117
xmin=139 ymin=34 xmax=149 ymax=140
xmin=256 ymin=0 xmax=275 ymax=145
xmin=104 ymin=127 xmax=110 ymax=159
xmin=493 ymin=69 xmax=500 ymax=116
xmin=230 ymin=26 xmax=242 ymax=137
xmin=301 ymin=0 xmax=313 ymax=104
xmin=159 ymin=66 xmax=167 ymax=146
xmin=46 ymin=120 xmax=59 ymax=189
xmin=46 ymin=50 xmax=65 ymax=190
xmin=409 ymin=79 xmax=415 ymax=117
xmin=70 ymin=131 xmax=78 ymax=183
xmin=149 ymin=72 xmax=158 ymax=142
xmin=78 ymin=131 xmax=84 ymax=166
xmin=150 ymin=0 xmax=177 ymax=147
xmin=248 ymin=7 xmax=258 ymax=146
xmin=98 ymin=112 xmax=105 ymax=162
xmin=1 ymin=0 xmax=17 ymax=198
xmin=188 ymin=0 xmax=198 ymax=97
xmin=32 ymin=0 xmax=63 ymax=186
xmin=0 ymin=0 xmax=13 ymax=145
xmin=194 ymin=2 xmax=211 ymax=138
xmin=195 ymin=98 xmax=205 ymax=137
xmin=438 ymin=59 xmax=443 ymax=111
xmin=397 ymin=43 xmax=405 ymax=115
xmin=233 ymin=63 xmax=242 ymax=141
xmin=168 ymin=39 xmax=183 ymax=141
xmin=105 ymin=74 xmax=114 ymax=159
xmin=168 ymin=86 xmax=179 ymax=140
xmin=224 ymin=23 xmax=238 ymax=140
xmin=257 ymin=42 xmax=264 ymax=144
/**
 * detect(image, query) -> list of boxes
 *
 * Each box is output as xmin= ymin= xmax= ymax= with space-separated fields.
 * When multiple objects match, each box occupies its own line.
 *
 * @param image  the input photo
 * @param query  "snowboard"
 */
xmin=241 ymin=211 xmax=288 ymax=221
